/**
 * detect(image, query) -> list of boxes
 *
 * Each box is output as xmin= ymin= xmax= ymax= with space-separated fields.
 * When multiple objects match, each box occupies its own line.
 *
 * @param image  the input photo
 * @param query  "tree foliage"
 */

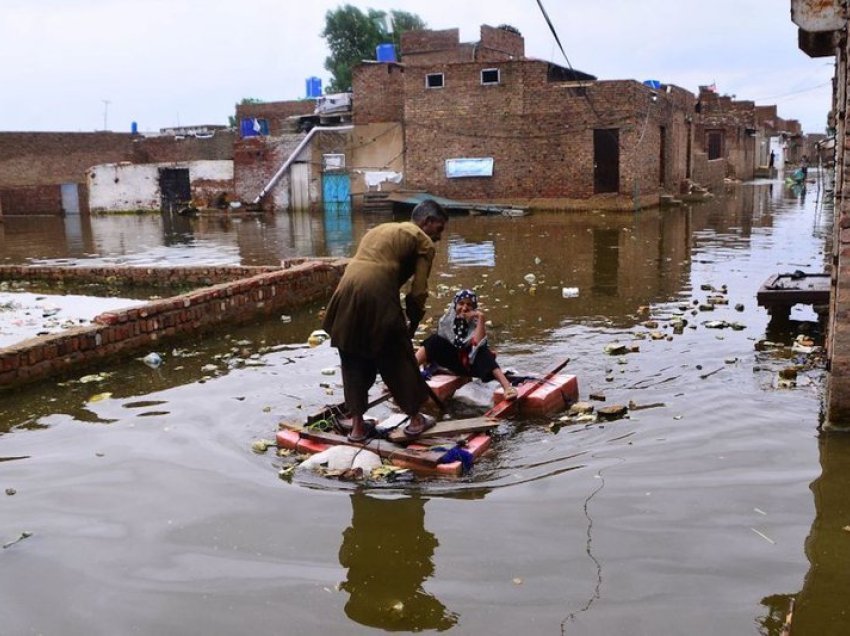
xmin=321 ymin=5 xmax=425 ymax=93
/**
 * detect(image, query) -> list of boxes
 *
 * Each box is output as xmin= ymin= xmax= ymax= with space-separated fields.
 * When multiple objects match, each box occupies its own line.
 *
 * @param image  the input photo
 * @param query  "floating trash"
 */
xmin=561 ymin=287 xmax=579 ymax=298
xmin=251 ymin=439 xmax=276 ymax=454
xmin=142 ymin=352 xmax=162 ymax=368
xmin=308 ymin=329 xmax=330 ymax=347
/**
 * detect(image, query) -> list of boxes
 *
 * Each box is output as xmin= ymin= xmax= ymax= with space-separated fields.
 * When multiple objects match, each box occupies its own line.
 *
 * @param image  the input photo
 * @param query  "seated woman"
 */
xmin=415 ymin=289 xmax=517 ymax=401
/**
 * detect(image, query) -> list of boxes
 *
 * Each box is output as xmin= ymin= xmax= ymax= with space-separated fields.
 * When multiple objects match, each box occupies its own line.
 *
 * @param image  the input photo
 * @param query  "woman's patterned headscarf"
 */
xmin=452 ymin=289 xmax=478 ymax=347
xmin=453 ymin=289 xmax=478 ymax=309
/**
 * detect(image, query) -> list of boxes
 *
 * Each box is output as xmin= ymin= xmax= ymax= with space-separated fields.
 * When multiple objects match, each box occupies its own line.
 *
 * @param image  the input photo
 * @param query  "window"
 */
xmin=707 ymin=131 xmax=723 ymax=160
xmin=481 ymin=68 xmax=500 ymax=85
xmin=426 ymin=73 xmax=444 ymax=89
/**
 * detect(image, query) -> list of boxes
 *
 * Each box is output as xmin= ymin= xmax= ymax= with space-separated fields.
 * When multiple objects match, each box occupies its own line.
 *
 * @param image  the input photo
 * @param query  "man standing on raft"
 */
xmin=322 ymin=199 xmax=448 ymax=443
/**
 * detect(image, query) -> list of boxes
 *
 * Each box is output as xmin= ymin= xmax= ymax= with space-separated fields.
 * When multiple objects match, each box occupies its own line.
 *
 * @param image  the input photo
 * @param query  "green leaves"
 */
xmin=321 ymin=5 xmax=425 ymax=93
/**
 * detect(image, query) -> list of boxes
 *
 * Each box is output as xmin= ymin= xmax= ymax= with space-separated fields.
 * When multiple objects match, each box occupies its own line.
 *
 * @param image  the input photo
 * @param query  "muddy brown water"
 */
xmin=0 ymin=178 xmax=844 ymax=634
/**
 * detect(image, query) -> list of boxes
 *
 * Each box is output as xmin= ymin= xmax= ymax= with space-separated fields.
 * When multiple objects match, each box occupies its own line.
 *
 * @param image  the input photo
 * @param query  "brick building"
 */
xmin=792 ymin=0 xmax=850 ymax=427
xmin=394 ymin=25 xmax=695 ymax=209
xmin=0 ymin=131 xmax=235 ymax=216
xmin=0 ymin=23 xmax=801 ymax=216
xmin=236 ymin=24 xmax=700 ymax=211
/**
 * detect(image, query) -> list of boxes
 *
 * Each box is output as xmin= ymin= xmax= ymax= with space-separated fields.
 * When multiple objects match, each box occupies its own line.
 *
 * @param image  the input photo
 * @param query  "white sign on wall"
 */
xmin=323 ymin=154 xmax=346 ymax=171
xmin=445 ymin=157 xmax=494 ymax=178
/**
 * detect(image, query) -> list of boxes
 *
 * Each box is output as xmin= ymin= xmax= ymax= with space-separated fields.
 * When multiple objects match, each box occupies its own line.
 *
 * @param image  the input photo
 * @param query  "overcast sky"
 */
xmin=0 ymin=0 xmax=833 ymax=134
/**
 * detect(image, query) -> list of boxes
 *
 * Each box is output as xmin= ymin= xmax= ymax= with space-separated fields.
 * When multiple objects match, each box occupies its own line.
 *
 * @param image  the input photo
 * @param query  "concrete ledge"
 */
xmin=0 ymin=259 xmax=347 ymax=389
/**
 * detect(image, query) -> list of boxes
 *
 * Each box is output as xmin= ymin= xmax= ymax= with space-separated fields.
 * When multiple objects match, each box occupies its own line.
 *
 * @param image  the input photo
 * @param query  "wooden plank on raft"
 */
xmin=386 ymin=416 xmax=499 ymax=444
xmin=283 ymin=424 xmax=445 ymax=468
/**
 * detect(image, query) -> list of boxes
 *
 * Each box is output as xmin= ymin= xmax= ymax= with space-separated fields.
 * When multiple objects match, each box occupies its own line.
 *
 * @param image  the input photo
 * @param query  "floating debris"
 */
xmin=751 ymin=528 xmax=776 ymax=545
xmin=568 ymin=402 xmax=595 ymax=416
xmin=604 ymin=342 xmax=629 ymax=355
xmin=142 ymin=352 xmax=163 ymax=368
xmin=3 ymin=531 xmax=32 ymax=549
xmin=561 ymin=287 xmax=579 ymax=298
xmin=251 ymin=439 xmax=277 ymax=454
xmin=79 ymin=372 xmax=111 ymax=384
xmin=308 ymin=329 xmax=330 ymax=347
xmin=597 ymin=404 xmax=628 ymax=421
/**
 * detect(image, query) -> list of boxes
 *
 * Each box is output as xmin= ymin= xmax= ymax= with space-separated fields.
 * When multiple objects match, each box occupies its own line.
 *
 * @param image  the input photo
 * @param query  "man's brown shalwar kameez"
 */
xmin=322 ymin=221 xmax=434 ymax=417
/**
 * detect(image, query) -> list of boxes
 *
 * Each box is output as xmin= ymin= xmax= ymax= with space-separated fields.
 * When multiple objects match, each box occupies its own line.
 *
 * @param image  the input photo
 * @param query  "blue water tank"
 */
xmin=643 ymin=79 xmax=662 ymax=90
xmin=306 ymin=76 xmax=322 ymax=99
xmin=376 ymin=43 xmax=396 ymax=62
xmin=131 ymin=121 xmax=138 ymax=134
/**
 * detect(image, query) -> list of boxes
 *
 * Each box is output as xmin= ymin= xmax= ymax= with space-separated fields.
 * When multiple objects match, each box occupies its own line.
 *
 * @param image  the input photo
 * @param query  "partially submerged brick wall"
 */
xmin=0 ymin=259 xmax=345 ymax=389
xmin=0 ymin=264 xmax=281 ymax=288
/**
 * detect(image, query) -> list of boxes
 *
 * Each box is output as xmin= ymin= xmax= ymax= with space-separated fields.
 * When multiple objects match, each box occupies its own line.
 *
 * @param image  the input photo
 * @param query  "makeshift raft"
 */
xmin=276 ymin=364 xmax=578 ymax=477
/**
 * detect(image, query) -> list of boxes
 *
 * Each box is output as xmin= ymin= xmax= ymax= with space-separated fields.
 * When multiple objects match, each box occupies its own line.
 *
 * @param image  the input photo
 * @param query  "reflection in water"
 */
xmin=160 ymin=210 xmax=196 ymax=245
xmin=759 ymin=434 xmax=850 ymax=636
xmin=591 ymin=228 xmax=620 ymax=296
xmin=339 ymin=493 xmax=458 ymax=631
xmin=447 ymin=238 xmax=496 ymax=267
xmin=323 ymin=202 xmax=354 ymax=257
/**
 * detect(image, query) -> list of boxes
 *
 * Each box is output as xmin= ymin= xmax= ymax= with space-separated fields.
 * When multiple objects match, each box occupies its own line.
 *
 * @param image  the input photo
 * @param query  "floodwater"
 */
xmin=0 ymin=177 xmax=845 ymax=635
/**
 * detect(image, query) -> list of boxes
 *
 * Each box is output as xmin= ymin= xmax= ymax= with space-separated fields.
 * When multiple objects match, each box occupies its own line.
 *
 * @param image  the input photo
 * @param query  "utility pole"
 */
xmin=102 ymin=99 xmax=111 ymax=131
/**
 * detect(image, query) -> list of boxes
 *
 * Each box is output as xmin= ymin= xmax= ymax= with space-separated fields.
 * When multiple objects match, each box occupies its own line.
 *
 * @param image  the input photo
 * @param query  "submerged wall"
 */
xmin=0 ymin=259 xmax=345 ymax=389
xmin=87 ymin=160 xmax=234 ymax=212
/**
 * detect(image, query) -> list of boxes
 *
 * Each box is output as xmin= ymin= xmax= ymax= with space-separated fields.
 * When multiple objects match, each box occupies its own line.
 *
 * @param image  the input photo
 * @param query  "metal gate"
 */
xmin=159 ymin=168 xmax=191 ymax=212
xmin=291 ymin=163 xmax=310 ymax=210
xmin=322 ymin=172 xmax=350 ymax=210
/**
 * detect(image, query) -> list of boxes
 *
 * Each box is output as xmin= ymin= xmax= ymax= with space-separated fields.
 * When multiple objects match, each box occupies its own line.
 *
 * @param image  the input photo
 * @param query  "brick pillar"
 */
xmin=825 ymin=27 xmax=850 ymax=427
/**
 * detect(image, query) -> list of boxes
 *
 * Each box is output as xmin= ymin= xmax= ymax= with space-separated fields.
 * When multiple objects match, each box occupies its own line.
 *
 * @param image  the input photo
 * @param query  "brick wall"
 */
xmin=401 ymin=28 xmax=460 ymax=59
xmin=0 ymin=131 xmax=235 ymax=215
xmin=401 ymin=25 xmax=525 ymax=65
xmin=0 ymin=132 xmax=134 ymax=188
xmin=0 ymin=264 xmax=289 ymax=287
xmin=691 ymin=152 xmax=727 ymax=190
xmin=236 ymin=101 xmax=316 ymax=136
xmin=478 ymin=25 xmax=524 ymax=58
xmin=0 ymin=259 xmax=345 ymax=389
xmin=353 ymin=63 xmax=405 ymax=124
xmin=0 ymin=185 xmax=63 ymax=216
xmin=233 ymin=133 xmax=310 ymax=209
xmin=131 ymin=131 xmax=235 ymax=163
xmin=825 ymin=24 xmax=850 ymax=426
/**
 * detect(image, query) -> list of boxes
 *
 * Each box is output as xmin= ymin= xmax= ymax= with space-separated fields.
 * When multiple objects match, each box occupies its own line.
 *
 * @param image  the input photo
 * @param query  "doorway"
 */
xmin=291 ymin=163 xmax=310 ymax=210
xmin=60 ymin=183 xmax=80 ymax=215
xmin=159 ymin=168 xmax=190 ymax=213
xmin=593 ymin=129 xmax=620 ymax=194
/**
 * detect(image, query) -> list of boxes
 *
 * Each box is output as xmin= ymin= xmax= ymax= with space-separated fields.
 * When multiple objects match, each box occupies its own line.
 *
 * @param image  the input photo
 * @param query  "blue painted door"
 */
xmin=322 ymin=173 xmax=350 ymax=207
